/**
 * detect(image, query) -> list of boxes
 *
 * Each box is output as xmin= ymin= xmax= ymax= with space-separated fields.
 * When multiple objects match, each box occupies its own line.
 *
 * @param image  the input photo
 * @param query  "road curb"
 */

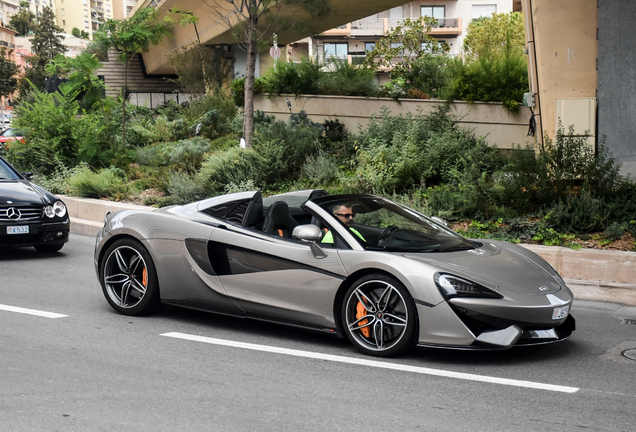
xmin=61 ymin=196 xmax=636 ymax=306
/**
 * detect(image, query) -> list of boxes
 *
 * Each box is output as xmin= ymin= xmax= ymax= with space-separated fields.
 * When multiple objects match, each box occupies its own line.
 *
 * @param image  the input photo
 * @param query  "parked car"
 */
xmin=94 ymin=189 xmax=575 ymax=357
xmin=0 ymin=155 xmax=70 ymax=252
xmin=0 ymin=128 xmax=25 ymax=147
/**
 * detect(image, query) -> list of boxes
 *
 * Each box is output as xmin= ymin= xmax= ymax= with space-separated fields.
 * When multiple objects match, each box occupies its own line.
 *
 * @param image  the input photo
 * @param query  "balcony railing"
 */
xmin=325 ymin=17 xmax=462 ymax=37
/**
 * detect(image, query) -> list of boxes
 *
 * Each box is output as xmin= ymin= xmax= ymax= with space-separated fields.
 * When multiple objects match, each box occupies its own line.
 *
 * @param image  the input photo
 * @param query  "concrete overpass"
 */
xmin=136 ymin=0 xmax=409 ymax=75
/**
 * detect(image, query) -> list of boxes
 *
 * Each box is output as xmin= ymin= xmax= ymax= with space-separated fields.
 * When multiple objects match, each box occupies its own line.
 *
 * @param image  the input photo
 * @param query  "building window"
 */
xmin=365 ymin=42 xmax=375 ymax=52
xmin=61 ymin=8 xmax=64 ymax=15
xmin=62 ymin=19 xmax=65 ymax=26
xmin=84 ymin=10 xmax=88 ymax=17
xmin=421 ymin=6 xmax=445 ymax=19
xmin=472 ymin=4 xmax=497 ymax=20
xmin=83 ymin=0 xmax=87 ymax=5
xmin=85 ymin=20 xmax=89 ymax=29
xmin=324 ymin=43 xmax=348 ymax=58
xmin=106 ymin=4 xmax=110 ymax=12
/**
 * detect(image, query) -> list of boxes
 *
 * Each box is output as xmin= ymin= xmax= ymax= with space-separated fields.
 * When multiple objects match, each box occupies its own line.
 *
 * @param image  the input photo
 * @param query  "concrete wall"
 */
xmin=597 ymin=0 xmax=636 ymax=178
xmin=527 ymin=0 xmax=598 ymax=144
xmin=255 ymin=94 xmax=534 ymax=149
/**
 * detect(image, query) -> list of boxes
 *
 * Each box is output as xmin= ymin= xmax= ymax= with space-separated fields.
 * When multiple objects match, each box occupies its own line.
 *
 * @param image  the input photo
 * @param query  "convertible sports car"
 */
xmin=94 ymin=189 xmax=575 ymax=356
xmin=1 ymin=155 xmax=70 ymax=252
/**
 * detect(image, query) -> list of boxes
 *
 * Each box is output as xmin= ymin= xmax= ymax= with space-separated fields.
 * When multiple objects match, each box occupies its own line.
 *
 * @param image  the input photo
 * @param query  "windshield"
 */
xmin=316 ymin=195 xmax=476 ymax=252
xmin=0 ymin=158 xmax=20 ymax=180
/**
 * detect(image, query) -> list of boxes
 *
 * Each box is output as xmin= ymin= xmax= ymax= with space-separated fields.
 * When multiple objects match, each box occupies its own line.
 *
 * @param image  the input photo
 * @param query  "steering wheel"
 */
xmin=379 ymin=225 xmax=399 ymax=242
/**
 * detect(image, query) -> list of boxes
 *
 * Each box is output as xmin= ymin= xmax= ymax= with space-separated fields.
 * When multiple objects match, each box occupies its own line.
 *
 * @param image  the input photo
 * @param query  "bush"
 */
xmin=68 ymin=166 xmax=129 ymax=199
xmin=197 ymin=147 xmax=263 ymax=193
xmin=301 ymin=154 xmax=341 ymax=186
xmin=445 ymin=44 xmax=528 ymax=111
xmin=317 ymin=58 xmax=377 ymax=97
xmin=167 ymin=171 xmax=207 ymax=204
xmin=162 ymin=137 xmax=213 ymax=174
xmin=31 ymin=162 xmax=91 ymax=195
xmin=261 ymin=58 xmax=322 ymax=96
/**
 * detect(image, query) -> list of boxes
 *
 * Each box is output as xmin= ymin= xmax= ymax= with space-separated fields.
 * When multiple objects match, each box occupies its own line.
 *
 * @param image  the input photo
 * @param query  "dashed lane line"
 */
xmin=161 ymin=332 xmax=580 ymax=394
xmin=0 ymin=304 xmax=68 ymax=318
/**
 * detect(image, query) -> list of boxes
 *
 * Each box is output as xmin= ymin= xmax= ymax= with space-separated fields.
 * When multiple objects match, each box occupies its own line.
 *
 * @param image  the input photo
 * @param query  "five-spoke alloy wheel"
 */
xmin=342 ymin=274 xmax=415 ymax=356
xmin=100 ymin=238 xmax=160 ymax=316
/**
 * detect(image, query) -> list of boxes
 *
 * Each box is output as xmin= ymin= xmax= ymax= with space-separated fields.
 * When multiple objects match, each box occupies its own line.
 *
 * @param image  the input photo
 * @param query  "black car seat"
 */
xmin=262 ymin=201 xmax=299 ymax=238
xmin=242 ymin=191 xmax=264 ymax=230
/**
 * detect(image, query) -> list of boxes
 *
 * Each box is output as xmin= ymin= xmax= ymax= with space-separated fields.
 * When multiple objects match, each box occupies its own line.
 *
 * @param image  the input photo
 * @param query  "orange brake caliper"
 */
xmin=356 ymin=301 xmax=371 ymax=337
xmin=142 ymin=268 xmax=148 ymax=287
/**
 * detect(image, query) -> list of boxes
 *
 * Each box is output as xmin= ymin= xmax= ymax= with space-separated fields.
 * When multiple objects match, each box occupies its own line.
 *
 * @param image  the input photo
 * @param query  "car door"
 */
xmin=207 ymin=226 xmax=348 ymax=331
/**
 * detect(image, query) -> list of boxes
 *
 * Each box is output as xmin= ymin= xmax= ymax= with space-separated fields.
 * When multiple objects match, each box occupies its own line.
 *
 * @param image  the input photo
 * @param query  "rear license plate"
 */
xmin=552 ymin=305 xmax=569 ymax=320
xmin=7 ymin=226 xmax=29 ymax=234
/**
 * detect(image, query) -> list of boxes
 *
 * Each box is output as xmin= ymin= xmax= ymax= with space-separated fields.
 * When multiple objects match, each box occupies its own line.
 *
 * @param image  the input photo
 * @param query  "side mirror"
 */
xmin=22 ymin=171 xmax=34 ymax=180
xmin=292 ymin=224 xmax=328 ymax=259
xmin=292 ymin=224 xmax=323 ymax=242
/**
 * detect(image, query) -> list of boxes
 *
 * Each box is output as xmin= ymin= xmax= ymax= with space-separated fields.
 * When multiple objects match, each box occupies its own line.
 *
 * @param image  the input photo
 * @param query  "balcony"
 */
xmin=321 ymin=17 xmax=462 ymax=38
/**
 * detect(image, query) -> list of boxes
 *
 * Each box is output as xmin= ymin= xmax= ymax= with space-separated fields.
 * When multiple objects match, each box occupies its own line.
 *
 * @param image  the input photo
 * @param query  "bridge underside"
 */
xmin=138 ymin=0 xmax=409 ymax=75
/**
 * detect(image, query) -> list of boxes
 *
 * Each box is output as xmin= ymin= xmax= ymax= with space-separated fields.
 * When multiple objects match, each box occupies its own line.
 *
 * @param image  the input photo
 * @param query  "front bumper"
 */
xmin=0 ymin=219 xmax=70 ymax=248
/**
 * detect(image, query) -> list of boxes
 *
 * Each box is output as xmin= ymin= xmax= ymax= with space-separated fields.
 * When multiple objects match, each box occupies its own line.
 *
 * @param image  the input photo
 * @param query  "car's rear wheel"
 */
xmin=100 ymin=238 xmax=160 ymax=316
xmin=342 ymin=274 xmax=416 ymax=357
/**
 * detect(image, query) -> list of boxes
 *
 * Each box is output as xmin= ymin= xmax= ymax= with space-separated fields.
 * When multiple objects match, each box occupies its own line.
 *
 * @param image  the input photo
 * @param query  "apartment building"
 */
xmin=0 ymin=0 xmax=20 ymax=27
xmin=290 ymin=0 xmax=512 ymax=67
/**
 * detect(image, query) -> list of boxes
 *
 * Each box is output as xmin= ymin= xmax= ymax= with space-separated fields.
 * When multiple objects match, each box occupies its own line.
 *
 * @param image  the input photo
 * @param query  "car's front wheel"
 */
xmin=99 ymin=238 xmax=160 ymax=316
xmin=342 ymin=274 xmax=416 ymax=357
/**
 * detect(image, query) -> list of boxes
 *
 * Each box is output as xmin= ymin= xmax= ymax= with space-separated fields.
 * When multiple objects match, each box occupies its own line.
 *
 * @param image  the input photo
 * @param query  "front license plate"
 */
xmin=7 ymin=226 xmax=29 ymax=234
xmin=552 ymin=305 xmax=569 ymax=320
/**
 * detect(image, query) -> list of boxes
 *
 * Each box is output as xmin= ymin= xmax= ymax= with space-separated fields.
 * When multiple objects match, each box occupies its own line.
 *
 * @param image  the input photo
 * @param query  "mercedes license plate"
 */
xmin=552 ymin=305 xmax=569 ymax=320
xmin=7 ymin=226 xmax=29 ymax=234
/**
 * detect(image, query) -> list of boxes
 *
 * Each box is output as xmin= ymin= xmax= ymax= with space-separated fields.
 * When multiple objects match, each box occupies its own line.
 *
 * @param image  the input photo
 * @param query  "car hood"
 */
xmin=403 ymin=240 xmax=562 ymax=296
xmin=0 ymin=180 xmax=51 ymax=205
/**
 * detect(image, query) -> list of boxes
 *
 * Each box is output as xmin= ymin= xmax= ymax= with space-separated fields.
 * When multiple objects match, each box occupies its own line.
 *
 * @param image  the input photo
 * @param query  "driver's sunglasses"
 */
xmin=335 ymin=213 xmax=356 ymax=219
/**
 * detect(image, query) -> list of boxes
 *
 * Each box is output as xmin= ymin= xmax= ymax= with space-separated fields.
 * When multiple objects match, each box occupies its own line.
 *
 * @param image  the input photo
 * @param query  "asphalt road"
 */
xmin=1 ymin=234 xmax=635 ymax=432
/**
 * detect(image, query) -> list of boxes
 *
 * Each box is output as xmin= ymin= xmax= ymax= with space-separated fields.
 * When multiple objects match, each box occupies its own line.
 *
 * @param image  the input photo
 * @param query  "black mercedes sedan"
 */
xmin=0 ymin=155 xmax=70 ymax=252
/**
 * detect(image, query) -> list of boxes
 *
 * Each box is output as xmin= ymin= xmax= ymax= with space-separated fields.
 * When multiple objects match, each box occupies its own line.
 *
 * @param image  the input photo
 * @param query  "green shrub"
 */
xmin=167 ymin=171 xmax=207 ymax=204
xmin=69 ymin=166 xmax=129 ymax=199
xmin=261 ymin=58 xmax=322 ymax=96
xmin=301 ymin=154 xmax=341 ymax=186
xmin=317 ymin=58 xmax=377 ymax=97
xmin=253 ymin=111 xmax=322 ymax=186
xmin=445 ymin=43 xmax=528 ymax=111
xmin=198 ymin=147 xmax=263 ymax=193
xmin=31 ymin=162 xmax=91 ymax=195
xmin=224 ymin=179 xmax=257 ymax=194
xmin=162 ymin=137 xmax=213 ymax=174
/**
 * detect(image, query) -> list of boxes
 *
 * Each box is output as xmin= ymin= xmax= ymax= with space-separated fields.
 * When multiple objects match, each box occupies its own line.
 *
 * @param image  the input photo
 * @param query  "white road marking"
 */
xmin=161 ymin=332 xmax=579 ymax=394
xmin=0 ymin=304 xmax=68 ymax=319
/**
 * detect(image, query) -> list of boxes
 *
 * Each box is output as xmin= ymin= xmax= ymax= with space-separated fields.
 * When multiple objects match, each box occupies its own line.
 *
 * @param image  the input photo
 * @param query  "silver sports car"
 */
xmin=94 ymin=190 xmax=575 ymax=357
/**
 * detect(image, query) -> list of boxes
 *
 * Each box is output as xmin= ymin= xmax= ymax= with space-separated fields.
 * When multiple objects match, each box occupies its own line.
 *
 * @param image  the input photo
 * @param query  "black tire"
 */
xmin=34 ymin=243 xmax=64 ymax=253
xmin=99 ymin=238 xmax=160 ymax=316
xmin=341 ymin=273 xmax=416 ymax=357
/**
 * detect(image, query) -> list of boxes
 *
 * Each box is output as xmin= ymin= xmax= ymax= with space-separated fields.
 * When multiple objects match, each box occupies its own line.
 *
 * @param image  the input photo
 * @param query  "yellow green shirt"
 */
xmin=322 ymin=227 xmax=366 ymax=244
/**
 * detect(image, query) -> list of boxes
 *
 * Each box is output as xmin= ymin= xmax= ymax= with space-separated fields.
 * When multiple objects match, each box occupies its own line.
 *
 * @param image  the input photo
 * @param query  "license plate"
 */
xmin=552 ymin=305 xmax=569 ymax=320
xmin=7 ymin=226 xmax=29 ymax=234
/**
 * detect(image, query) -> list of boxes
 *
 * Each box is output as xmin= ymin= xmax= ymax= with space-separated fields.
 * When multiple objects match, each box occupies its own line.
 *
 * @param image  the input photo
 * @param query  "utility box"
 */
xmin=555 ymin=98 xmax=596 ymax=136
xmin=523 ymin=92 xmax=535 ymax=107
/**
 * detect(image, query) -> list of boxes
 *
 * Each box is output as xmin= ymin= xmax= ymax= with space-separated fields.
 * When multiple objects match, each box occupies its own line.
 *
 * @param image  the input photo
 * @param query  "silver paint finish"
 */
xmin=94 ymin=191 xmax=575 ymax=351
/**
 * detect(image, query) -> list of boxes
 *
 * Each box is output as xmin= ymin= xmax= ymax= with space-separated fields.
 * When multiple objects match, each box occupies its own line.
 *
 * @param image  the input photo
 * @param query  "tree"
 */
xmin=0 ymin=49 xmax=20 ymax=128
xmin=18 ymin=7 xmax=66 ymax=94
xmin=462 ymin=12 xmax=526 ymax=59
xmin=364 ymin=16 xmax=448 ymax=76
xmin=204 ymin=0 xmax=331 ymax=148
xmin=93 ymin=7 xmax=189 ymax=151
xmin=46 ymin=52 xmax=108 ymax=112
xmin=8 ymin=1 xmax=35 ymax=36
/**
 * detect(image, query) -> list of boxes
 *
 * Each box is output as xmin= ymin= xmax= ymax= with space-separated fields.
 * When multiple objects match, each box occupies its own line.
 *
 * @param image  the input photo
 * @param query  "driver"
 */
xmin=322 ymin=204 xmax=366 ymax=244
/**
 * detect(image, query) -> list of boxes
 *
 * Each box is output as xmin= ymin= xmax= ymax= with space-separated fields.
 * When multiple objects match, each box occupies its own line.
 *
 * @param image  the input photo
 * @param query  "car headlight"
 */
xmin=435 ymin=273 xmax=502 ymax=299
xmin=54 ymin=201 xmax=67 ymax=217
xmin=45 ymin=201 xmax=67 ymax=218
